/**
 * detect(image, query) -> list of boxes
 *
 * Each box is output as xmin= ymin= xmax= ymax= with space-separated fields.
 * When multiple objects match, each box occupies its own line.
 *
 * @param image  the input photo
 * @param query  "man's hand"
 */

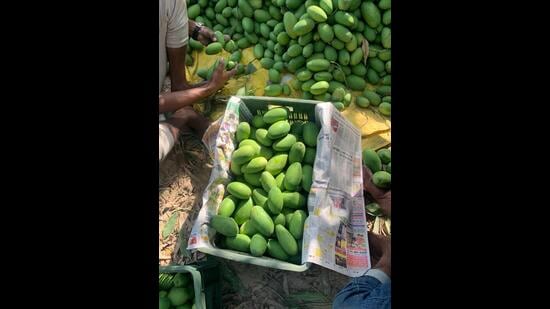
xmin=196 ymin=25 xmax=216 ymax=45
xmin=176 ymin=80 xmax=209 ymax=91
xmin=368 ymin=232 xmax=391 ymax=277
xmin=208 ymin=59 xmax=237 ymax=93
xmin=364 ymin=166 xmax=391 ymax=217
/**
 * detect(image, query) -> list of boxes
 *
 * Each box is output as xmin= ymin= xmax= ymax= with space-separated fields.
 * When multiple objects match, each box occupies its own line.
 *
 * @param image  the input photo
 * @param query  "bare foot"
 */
xmin=368 ymin=232 xmax=391 ymax=277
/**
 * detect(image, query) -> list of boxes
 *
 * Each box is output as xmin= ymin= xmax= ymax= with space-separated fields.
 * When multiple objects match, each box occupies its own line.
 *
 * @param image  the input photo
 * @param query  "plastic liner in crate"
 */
xmin=187 ymin=96 xmax=323 ymax=271
xmin=159 ymin=258 xmax=221 ymax=309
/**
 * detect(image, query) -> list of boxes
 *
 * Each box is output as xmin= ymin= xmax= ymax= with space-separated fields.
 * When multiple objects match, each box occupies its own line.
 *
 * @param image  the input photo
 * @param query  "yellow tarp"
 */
xmin=186 ymin=48 xmax=391 ymax=150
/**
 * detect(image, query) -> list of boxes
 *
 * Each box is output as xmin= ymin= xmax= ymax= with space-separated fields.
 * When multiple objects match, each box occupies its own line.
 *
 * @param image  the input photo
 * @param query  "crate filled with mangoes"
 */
xmin=210 ymin=104 xmax=319 ymax=264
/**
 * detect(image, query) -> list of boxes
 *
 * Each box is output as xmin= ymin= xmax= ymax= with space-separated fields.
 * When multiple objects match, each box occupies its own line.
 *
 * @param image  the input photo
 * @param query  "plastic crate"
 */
xmin=159 ymin=259 xmax=221 ymax=309
xmin=197 ymin=96 xmax=325 ymax=272
xmin=235 ymin=96 xmax=323 ymax=123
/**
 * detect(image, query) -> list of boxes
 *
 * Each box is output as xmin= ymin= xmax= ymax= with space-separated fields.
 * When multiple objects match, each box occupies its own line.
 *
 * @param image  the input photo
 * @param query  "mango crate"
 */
xmin=159 ymin=259 xmax=221 ymax=309
xmin=194 ymin=96 xmax=325 ymax=272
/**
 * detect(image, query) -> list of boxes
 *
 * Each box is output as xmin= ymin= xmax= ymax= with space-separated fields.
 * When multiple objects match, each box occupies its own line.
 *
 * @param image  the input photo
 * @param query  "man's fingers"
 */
xmin=368 ymin=232 xmax=389 ymax=257
xmin=363 ymin=166 xmax=388 ymax=199
xmin=363 ymin=166 xmax=373 ymax=179
xmin=197 ymin=35 xmax=210 ymax=45
xmin=226 ymin=68 xmax=237 ymax=78
xmin=216 ymin=59 xmax=226 ymax=71
xmin=364 ymin=169 xmax=385 ymax=197
xmin=363 ymin=166 xmax=375 ymax=188
xmin=364 ymin=181 xmax=384 ymax=197
xmin=368 ymin=232 xmax=383 ymax=249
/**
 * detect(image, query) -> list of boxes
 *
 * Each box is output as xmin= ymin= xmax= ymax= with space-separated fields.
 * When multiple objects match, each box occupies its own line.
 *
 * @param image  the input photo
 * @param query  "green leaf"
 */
xmin=366 ymin=203 xmax=383 ymax=217
xmin=162 ymin=212 xmax=179 ymax=239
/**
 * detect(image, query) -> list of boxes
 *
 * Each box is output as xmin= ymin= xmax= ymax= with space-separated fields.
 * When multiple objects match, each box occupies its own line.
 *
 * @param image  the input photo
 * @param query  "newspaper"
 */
xmin=187 ymin=96 xmax=371 ymax=277
xmin=302 ymin=103 xmax=371 ymax=277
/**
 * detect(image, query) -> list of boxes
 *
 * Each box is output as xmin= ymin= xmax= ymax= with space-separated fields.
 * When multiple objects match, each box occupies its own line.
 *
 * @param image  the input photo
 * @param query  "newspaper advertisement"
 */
xmin=302 ymin=103 xmax=370 ymax=277
xmin=187 ymin=97 xmax=370 ymax=277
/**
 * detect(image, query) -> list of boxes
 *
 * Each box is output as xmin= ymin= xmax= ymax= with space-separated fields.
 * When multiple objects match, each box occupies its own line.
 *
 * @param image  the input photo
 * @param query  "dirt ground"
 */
xmin=159 ymin=133 xmax=211 ymax=265
xmin=218 ymin=260 xmax=351 ymax=309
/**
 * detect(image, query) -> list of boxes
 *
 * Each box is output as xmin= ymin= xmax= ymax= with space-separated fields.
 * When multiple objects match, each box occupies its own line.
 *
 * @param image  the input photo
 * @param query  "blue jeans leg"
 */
xmin=332 ymin=275 xmax=391 ymax=309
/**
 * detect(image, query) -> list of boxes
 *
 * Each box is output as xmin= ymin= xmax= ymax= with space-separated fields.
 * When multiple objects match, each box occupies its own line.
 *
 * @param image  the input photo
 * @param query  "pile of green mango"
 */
xmin=185 ymin=0 xmax=391 ymax=115
xmin=159 ymin=273 xmax=195 ymax=309
xmin=362 ymin=147 xmax=390 ymax=216
xmin=362 ymin=147 xmax=391 ymax=189
xmin=363 ymin=148 xmax=391 ymax=217
xmin=210 ymin=107 xmax=316 ymax=263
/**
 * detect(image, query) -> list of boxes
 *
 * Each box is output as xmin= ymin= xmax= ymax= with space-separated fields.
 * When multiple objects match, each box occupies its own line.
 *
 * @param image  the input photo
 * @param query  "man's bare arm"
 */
xmin=159 ymin=59 xmax=237 ymax=114
xmin=159 ymin=83 xmax=216 ymax=113
xmin=167 ymin=45 xmax=190 ymax=92
xmin=167 ymin=22 xmax=217 ymax=92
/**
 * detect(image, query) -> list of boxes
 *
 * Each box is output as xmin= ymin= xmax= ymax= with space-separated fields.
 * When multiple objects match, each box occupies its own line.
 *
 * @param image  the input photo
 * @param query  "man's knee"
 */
xmin=159 ymin=123 xmax=176 ymax=161
xmin=170 ymin=106 xmax=209 ymax=136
